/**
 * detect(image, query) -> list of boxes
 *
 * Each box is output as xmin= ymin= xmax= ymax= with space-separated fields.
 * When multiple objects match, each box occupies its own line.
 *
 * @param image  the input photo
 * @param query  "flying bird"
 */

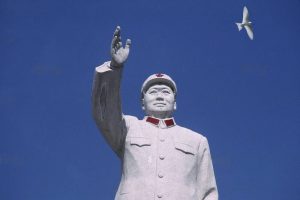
xmin=236 ymin=6 xmax=254 ymax=40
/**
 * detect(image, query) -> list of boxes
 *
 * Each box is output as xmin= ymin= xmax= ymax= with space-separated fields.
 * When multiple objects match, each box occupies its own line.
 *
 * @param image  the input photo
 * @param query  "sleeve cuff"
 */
xmin=95 ymin=61 xmax=112 ymax=73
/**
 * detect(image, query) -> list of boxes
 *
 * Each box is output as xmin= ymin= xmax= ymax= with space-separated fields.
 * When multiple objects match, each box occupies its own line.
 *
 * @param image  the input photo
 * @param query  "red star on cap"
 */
xmin=155 ymin=73 xmax=164 ymax=77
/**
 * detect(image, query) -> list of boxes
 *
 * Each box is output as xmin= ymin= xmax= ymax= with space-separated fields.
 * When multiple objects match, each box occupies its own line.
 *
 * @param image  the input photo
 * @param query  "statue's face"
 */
xmin=142 ymin=84 xmax=176 ymax=119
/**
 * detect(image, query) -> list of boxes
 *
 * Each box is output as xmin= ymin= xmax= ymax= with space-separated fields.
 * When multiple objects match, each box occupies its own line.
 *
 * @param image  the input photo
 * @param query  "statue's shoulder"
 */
xmin=174 ymin=125 xmax=207 ymax=146
xmin=123 ymin=115 xmax=139 ymax=128
xmin=124 ymin=114 xmax=138 ymax=121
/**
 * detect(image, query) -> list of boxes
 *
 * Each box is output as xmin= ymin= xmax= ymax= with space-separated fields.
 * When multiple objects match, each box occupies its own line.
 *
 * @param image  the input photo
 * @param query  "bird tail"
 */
xmin=236 ymin=23 xmax=243 ymax=31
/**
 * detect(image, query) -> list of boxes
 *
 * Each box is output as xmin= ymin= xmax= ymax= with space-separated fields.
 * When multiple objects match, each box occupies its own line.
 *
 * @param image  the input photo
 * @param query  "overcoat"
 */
xmin=92 ymin=61 xmax=218 ymax=200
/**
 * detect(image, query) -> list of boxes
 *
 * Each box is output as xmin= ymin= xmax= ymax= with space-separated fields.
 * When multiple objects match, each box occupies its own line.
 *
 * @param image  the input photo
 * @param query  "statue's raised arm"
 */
xmin=110 ymin=26 xmax=131 ymax=68
xmin=92 ymin=26 xmax=131 ymax=157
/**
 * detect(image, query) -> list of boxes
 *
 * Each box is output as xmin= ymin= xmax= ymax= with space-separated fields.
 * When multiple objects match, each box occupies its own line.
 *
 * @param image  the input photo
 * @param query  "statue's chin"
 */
xmin=145 ymin=110 xmax=174 ymax=119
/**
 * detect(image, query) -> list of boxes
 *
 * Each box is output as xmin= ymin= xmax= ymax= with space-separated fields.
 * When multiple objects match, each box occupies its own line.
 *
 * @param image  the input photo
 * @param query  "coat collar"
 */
xmin=144 ymin=116 xmax=176 ymax=128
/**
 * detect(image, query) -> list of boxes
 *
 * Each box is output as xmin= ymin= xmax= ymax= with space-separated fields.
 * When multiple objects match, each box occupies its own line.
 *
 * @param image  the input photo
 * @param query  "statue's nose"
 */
xmin=156 ymin=93 xmax=164 ymax=100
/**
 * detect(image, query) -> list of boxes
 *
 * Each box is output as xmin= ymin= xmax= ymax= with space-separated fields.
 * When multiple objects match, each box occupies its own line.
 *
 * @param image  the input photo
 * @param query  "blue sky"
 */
xmin=1 ymin=0 xmax=299 ymax=199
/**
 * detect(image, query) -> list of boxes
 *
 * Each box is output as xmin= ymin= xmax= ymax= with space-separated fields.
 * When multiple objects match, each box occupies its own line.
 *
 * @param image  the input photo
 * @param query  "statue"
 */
xmin=92 ymin=26 xmax=218 ymax=200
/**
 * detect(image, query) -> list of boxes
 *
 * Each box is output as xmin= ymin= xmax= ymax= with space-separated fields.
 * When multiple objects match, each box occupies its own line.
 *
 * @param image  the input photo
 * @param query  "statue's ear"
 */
xmin=141 ymin=98 xmax=145 ymax=110
xmin=173 ymin=102 xmax=177 ymax=111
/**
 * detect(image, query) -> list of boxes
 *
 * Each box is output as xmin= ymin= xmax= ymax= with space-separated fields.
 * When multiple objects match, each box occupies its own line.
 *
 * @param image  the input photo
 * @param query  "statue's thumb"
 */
xmin=125 ymin=39 xmax=131 ymax=49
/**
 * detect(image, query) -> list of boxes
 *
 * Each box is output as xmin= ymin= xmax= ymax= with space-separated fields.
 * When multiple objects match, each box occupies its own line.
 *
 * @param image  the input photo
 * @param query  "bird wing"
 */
xmin=243 ymin=6 xmax=249 ymax=23
xmin=245 ymin=24 xmax=254 ymax=40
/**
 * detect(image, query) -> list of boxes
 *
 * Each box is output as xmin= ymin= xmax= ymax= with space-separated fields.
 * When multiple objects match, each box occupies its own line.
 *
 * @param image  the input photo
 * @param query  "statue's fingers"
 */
xmin=125 ymin=39 xmax=131 ymax=50
xmin=111 ymin=36 xmax=118 ymax=50
xmin=112 ymin=27 xmax=121 ymax=46
xmin=111 ymin=46 xmax=116 ymax=55
xmin=117 ymin=41 xmax=122 ymax=49
xmin=113 ymin=26 xmax=121 ymax=37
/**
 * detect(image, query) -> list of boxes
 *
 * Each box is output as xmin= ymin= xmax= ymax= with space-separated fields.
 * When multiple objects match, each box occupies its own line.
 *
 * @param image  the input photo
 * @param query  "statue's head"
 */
xmin=141 ymin=73 xmax=177 ymax=119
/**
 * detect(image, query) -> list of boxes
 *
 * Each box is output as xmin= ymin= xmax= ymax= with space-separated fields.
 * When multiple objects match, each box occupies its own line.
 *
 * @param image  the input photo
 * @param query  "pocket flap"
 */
xmin=174 ymin=142 xmax=196 ymax=155
xmin=130 ymin=137 xmax=151 ymax=147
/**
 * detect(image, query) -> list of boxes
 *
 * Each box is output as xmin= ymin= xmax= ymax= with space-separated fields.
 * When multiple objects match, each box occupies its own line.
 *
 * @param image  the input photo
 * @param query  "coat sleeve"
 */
xmin=92 ymin=61 xmax=127 ymax=157
xmin=196 ymin=137 xmax=218 ymax=200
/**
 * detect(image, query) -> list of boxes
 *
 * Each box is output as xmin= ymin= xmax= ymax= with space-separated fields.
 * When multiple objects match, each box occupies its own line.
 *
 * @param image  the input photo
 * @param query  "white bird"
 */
xmin=236 ymin=6 xmax=254 ymax=40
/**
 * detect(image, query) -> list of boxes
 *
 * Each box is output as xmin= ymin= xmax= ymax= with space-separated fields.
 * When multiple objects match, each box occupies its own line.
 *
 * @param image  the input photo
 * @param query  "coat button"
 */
xmin=158 ymin=173 xmax=164 ymax=178
xmin=159 ymin=155 xmax=165 ymax=160
xmin=160 ymin=138 xmax=165 ymax=142
xmin=157 ymin=194 xmax=163 ymax=198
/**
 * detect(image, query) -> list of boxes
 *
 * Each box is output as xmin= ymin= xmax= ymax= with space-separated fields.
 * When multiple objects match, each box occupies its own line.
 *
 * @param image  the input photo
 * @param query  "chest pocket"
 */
xmin=174 ymin=142 xmax=196 ymax=155
xmin=130 ymin=137 xmax=151 ymax=147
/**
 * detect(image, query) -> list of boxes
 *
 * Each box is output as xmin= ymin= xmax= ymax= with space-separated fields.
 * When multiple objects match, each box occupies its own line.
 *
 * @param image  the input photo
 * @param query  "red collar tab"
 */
xmin=155 ymin=73 xmax=164 ymax=77
xmin=164 ymin=118 xmax=175 ymax=127
xmin=146 ymin=116 xmax=160 ymax=126
xmin=146 ymin=116 xmax=176 ymax=128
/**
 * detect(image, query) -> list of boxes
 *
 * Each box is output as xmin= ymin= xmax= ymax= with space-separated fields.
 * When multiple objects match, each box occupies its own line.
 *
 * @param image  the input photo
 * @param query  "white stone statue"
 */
xmin=92 ymin=26 xmax=218 ymax=200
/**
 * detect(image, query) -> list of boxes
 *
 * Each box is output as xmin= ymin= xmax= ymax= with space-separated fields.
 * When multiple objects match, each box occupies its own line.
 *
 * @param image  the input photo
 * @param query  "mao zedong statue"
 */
xmin=92 ymin=26 xmax=218 ymax=200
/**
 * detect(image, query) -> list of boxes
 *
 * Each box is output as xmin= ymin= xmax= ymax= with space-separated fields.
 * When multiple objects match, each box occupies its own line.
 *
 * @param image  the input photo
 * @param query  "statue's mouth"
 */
xmin=154 ymin=103 xmax=166 ymax=107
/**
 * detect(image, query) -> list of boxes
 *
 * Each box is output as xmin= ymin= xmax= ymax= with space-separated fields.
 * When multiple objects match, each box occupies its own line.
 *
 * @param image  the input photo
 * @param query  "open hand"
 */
xmin=110 ymin=26 xmax=131 ymax=68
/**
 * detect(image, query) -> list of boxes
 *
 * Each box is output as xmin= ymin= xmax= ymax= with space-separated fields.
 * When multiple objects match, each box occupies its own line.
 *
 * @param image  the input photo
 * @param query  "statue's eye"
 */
xmin=162 ymin=90 xmax=171 ymax=94
xmin=149 ymin=90 xmax=157 ymax=94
